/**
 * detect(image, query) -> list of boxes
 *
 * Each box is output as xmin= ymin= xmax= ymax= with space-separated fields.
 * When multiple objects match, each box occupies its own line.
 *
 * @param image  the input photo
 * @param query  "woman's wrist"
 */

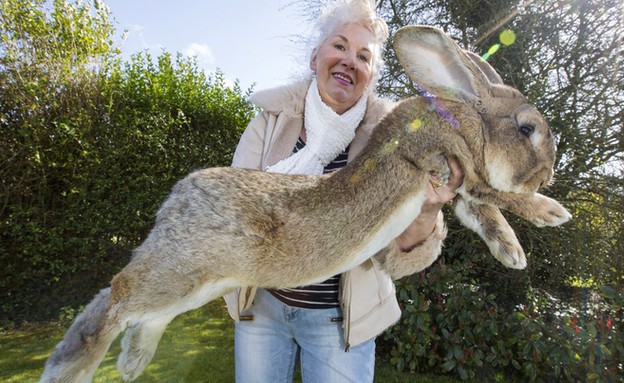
xmin=395 ymin=206 xmax=443 ymax=252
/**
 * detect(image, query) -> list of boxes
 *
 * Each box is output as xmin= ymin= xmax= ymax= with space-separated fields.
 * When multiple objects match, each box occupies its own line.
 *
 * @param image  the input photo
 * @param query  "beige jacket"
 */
xmin=224 ymin=79 xmax=447 ymax=347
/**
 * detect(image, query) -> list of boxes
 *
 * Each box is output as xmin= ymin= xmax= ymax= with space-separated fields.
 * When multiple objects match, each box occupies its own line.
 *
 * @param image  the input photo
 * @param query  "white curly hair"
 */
xmin=310 ymin=0 xmax=389 ymax=80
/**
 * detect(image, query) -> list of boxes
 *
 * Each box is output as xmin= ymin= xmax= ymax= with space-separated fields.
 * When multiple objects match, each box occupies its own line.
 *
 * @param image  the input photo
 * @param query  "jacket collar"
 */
xmin=249 ymin=78 xmax=311 ymax=116
xmin=250 ymin=77 xmax=392 ymax=126
xmin=250 ymin=77 xmax=394 ymax=164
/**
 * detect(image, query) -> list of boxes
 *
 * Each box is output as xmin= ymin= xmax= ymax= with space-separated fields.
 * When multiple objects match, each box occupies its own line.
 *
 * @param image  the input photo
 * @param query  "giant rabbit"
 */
xmin=41 ymin=25 xmax=571 ymax=382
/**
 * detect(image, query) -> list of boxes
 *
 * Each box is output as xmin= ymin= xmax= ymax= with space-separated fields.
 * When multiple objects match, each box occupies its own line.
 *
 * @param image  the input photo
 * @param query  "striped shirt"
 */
xmin=268 ymin=137 xmax=349 ymax=309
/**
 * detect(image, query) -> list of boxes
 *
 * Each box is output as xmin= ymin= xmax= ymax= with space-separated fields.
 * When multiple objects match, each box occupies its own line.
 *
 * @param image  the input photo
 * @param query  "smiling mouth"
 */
xmin=333 ymin=72 xmax=353 ymax=85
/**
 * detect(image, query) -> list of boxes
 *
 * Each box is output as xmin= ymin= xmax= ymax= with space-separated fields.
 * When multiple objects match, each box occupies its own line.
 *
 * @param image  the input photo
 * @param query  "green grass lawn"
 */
xmin=1 ymin=301 xmax=460 ymax=382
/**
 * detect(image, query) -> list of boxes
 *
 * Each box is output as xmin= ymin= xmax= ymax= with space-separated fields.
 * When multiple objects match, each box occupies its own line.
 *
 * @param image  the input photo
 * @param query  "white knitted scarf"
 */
xmin=266 ymin=78 xmax=368 ymax=175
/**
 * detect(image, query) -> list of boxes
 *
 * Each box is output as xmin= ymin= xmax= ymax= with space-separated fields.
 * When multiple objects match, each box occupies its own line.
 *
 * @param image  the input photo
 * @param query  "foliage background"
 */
xmin=371 ymin=0 xmax=624 ymax=381
xmin=294 ymin=0 xmax=623 ymax=381
xmin=0 ymin=0 xmax=256 ymax=321
xmin=1 ymin=0 xmax=622 ymax=382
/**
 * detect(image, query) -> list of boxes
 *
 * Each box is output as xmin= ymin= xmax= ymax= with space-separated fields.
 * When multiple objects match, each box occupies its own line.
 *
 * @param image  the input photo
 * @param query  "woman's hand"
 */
xmin=395 ymin=156 xmax=464 ymax=251
xmin=425 ymin=155 xmax=464 ymax=207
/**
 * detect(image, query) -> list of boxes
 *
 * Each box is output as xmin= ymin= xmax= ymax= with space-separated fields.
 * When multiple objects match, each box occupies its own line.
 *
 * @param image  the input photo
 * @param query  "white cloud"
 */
xmin=127 ymin=24 xmax=149 ymax=49
xmin=128 ymin=24 xmax=145 ymax=32
xmin=183 ymin=43 xmax=216 ymax=67
xmin=118 ymin=24 xmax=164 ymax=55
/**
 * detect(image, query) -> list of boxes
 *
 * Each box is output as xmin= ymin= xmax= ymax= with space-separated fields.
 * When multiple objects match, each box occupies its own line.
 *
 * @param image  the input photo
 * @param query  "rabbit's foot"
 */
xmin=508 ymin=194 xmax=572 ymax=227
xmin=117 ymin=317 xmax=171 ymax=381
xmin=454 ymin=197 xmax=527 ymax=269
xmin=483 ymin=229 xmax=526 ymax=269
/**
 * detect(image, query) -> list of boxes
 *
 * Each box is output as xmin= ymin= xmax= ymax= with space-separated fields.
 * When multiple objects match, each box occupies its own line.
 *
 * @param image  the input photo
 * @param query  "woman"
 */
xmin=224 ymin=0 xmax=463 ymax=381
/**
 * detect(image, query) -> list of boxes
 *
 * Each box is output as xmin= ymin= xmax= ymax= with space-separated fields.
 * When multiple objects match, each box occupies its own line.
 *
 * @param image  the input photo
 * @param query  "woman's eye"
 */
xmin=358 ymin=54 xmax=370 ymax=63
xmin=334 ymin=43 xmax=346 ymax=51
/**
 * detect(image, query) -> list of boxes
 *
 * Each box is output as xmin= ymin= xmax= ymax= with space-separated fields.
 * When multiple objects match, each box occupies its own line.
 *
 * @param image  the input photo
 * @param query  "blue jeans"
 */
xmin=234 ymin=288 xmax=375 ymax=383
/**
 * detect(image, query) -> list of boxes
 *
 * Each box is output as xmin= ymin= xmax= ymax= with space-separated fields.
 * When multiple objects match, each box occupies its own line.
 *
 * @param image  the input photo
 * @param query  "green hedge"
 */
xmin=0 ymin=0 xmax=255 ymax=320
xmin=381 ymin=249 xmax=624 ymax=382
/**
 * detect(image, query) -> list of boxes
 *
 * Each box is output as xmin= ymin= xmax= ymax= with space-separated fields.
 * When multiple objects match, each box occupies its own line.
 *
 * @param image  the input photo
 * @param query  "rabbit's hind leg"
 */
xmin=115 ymin=276 xmax=240 ymax=381
xmin=117 ymin=316 xmax=173 ymax=381
xmin=41 ymin=288 xmax=123 ymax=383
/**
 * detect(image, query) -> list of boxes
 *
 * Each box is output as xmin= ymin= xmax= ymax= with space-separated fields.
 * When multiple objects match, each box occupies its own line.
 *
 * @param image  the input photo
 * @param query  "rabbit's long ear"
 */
xmin=393 ymin=25 xmax=490 ymax=102
xmin=464 ymin=50 xmax=504 ymax=85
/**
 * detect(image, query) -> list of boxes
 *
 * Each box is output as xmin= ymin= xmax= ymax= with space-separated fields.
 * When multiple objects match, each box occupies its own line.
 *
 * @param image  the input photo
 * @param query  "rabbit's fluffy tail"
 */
xmin=40 ymin=288 xmax=122 ymax=383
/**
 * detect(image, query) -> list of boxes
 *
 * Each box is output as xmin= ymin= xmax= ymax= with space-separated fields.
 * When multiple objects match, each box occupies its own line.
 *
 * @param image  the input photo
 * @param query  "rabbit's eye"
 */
xmin=519 ymin=124 xmax=534 ymax=138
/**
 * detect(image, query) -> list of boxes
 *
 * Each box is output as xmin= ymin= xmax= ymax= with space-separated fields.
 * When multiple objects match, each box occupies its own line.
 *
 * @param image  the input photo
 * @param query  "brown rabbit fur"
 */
xmin=40 ymin=26 xmax=571 ymax=383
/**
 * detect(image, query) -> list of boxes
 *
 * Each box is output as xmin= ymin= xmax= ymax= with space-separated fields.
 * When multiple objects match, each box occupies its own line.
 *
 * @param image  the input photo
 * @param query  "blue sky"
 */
xmin=103 ymin=1 xmax=313 ymax=91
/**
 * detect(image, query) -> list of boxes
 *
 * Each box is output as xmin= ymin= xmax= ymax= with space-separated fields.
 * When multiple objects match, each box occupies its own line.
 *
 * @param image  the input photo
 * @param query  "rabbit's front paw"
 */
xmin=454 ymin=198 xmax=527 ymax=269
xmin=485 ymin=231 xmax=527 ymax=269
xmin=536 ymin=197 xmax=572 ymax=227
xmin=512 ymin=194 xmax=572 ymax=227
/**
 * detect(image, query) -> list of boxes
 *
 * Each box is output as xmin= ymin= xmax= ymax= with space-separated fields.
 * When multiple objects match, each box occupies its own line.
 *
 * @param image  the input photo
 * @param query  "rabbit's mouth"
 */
xmin=514 ymin=165 xmax=554 ymax=193
xmin=534 ymin=166 xmax=554 ymax=190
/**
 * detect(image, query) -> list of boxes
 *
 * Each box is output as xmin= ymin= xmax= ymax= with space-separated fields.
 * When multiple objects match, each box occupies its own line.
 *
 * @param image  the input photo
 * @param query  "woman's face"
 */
xmin=310 ymin=23 xmax=376 ymax=115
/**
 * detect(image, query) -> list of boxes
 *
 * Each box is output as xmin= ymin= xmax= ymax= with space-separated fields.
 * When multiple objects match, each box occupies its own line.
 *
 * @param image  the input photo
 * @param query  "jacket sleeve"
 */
xmin=373 ymin=211 xmax=447 ymax=280
xmin=231 ymin=111 xmax=270 ymax=170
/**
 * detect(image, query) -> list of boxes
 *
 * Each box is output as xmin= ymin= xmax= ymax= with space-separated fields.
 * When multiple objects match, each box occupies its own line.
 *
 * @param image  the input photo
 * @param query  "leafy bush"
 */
xmin=381 ymin=255 xmax=624 ymax=382
xmin=0 ymin=0 xmax=255 ymax=322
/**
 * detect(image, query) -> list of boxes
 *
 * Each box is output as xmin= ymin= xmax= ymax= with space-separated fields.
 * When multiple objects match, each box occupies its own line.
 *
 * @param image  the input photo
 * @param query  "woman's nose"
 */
xmin=341 ymin=51 xmax=356 ymax=70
